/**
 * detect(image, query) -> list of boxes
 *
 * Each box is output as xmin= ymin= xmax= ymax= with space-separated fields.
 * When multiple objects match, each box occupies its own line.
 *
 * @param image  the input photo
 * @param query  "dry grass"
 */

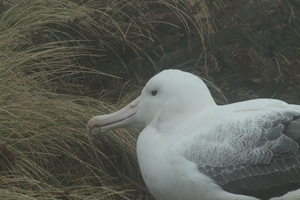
xmin=0 ymin=0 xmax=214 ymax=199
xmin=0 ymin=70 xmax=149 ymax=199
xmin=0 ymin=0 xmax=145 ymax=199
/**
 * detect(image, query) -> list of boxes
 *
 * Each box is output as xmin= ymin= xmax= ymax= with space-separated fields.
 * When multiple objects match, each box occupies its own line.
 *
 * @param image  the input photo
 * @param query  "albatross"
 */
xmin=87 ymin=69 xmax=300 ymax=200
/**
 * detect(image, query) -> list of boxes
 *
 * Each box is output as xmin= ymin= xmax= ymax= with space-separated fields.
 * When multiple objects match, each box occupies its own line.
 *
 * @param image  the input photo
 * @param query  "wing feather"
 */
xmin=180 ymin=109 xmax=300 ymax=199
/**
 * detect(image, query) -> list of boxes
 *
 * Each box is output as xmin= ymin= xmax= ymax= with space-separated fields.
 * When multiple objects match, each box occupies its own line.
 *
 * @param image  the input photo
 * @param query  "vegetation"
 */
xmin=0 ymin=0 xmax=299 ymax=199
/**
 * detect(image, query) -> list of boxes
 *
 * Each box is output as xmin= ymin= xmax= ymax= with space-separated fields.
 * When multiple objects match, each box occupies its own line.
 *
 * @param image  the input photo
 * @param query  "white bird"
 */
xmin=87 ymin=69 xmax=300 ymax=200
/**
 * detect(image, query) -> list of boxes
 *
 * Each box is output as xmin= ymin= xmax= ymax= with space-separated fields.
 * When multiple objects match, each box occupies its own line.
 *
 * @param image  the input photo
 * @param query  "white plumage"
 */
xmin=87 ymin=69 xmax=300 ymax=200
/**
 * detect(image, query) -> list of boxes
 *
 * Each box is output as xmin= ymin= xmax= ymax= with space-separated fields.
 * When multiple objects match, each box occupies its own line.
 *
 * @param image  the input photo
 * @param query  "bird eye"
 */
xmin=151 ymin=90 xmax=158 ymax=96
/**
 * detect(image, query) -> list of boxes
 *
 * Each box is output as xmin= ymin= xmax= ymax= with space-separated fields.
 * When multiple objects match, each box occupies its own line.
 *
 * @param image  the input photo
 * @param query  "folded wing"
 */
xmin=181 ymin=109 xmax=300 ymax=200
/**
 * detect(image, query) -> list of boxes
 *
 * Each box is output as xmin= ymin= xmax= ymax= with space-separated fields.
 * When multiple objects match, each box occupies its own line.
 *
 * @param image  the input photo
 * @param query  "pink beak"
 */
xmin=87 ymin=97 xmax=141 ymax=138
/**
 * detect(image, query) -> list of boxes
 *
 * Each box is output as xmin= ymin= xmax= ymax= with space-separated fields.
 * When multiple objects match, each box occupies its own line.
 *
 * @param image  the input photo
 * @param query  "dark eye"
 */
xmin=151 ymin=90 xmax=158 ymax=96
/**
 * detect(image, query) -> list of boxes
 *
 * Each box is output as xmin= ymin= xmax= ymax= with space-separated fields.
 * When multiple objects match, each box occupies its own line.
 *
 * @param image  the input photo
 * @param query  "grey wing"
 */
xmin=181 ymin=110 xmax=300 ymax=200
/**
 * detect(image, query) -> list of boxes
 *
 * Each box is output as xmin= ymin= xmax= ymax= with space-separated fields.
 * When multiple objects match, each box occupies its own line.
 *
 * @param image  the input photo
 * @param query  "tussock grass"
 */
xmin=0 ymin=74 xmax=147 ymax=199
xmin=0 ymin=0 xmax=149 ymax=199
xmin=0 ymin=0 xmax=213 ymax=199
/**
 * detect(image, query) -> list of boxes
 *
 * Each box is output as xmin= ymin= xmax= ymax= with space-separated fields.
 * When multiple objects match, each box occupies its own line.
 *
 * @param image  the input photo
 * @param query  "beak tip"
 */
xmin=86 ymin=96 xmax=141 ymax=139
xmin=86 ymin=117 xmax=99 ymax=139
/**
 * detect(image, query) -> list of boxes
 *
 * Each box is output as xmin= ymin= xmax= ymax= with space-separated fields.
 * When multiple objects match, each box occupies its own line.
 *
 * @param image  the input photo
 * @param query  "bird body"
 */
xmin=87 ymin=70 xmax=300 ymax=200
